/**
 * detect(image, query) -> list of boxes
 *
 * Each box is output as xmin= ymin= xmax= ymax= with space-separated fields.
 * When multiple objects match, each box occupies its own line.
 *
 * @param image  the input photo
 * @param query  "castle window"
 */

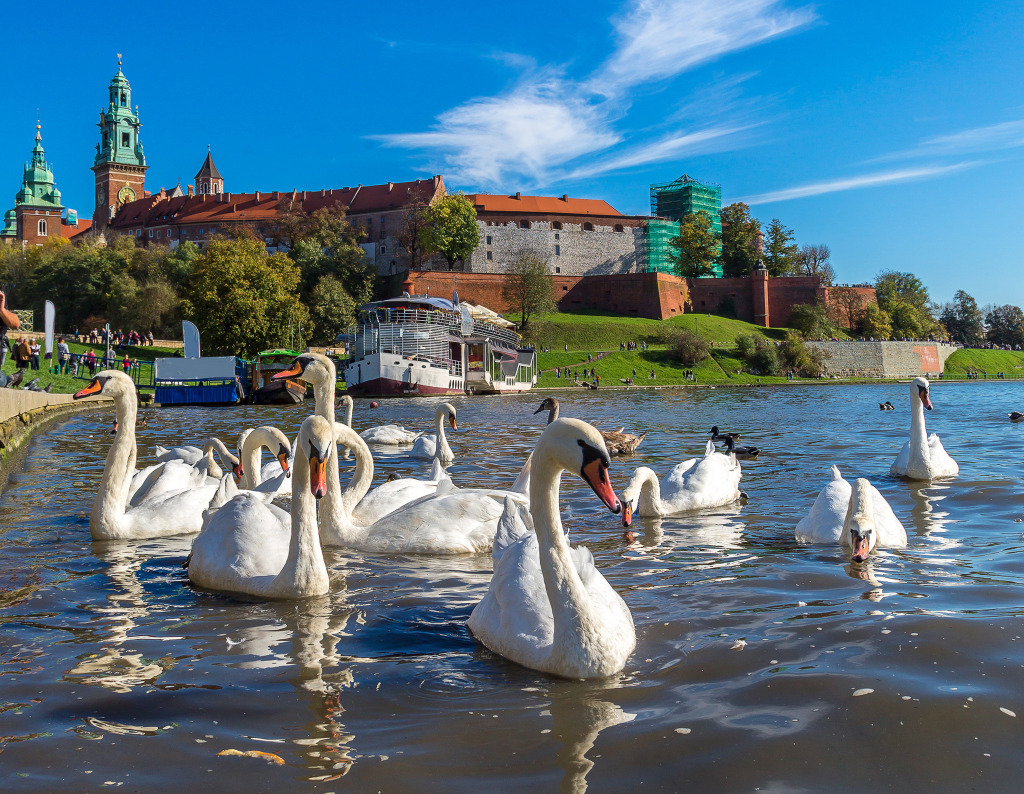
xmin=149 ymin=230 xmax=153 ymax=238
xmin=554 ymin=245 xmax=560 ymax=256
xmin=583 ymin=222 xmax=594 ymax=231
xmin=37 ymin=219 xmax=47 ymax=236
xmin=156 ymin=230 xmax=161 ymax=239
xmin=552 ymin=221 xmax=562 ymax=230
xmin=519 ymin=220 xmax=530 ymax=229
xmin=555 ymin=266 xmax=561 ymax=273
xmin=554 ymin=233 xmax=560 ymax=240
xmin=380 ymin=245 xmax=386 ymax=254
xmin=122 ymin=132 xmax=130 ymax=147
xmin=486 ymin=236 xmax=492 ymax=245
xmin=614 ymin=224 xmax=624 ymax=233
xmin=486 ymin=251 xmax=492 ymax=260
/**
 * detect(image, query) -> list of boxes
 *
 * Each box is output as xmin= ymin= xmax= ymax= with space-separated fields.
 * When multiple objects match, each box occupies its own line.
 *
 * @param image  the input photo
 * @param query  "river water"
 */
xmin=1 ymin=382 xmax=1023 ymax=791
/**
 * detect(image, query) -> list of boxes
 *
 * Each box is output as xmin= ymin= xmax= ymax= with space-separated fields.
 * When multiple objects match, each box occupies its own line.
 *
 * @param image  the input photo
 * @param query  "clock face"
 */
xmin=117 ymin=185 xmax=136 ymax=205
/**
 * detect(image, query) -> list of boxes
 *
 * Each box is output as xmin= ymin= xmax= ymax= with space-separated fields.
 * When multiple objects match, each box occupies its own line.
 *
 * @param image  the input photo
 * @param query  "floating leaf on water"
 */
xmin=85 ymin=718 xmax=160 ymax=736
xmin=674 ymin=728 xmax=691 ymax=734
xmin=730 ymin=640 xmax=747 ymax=650
xmin=1000 ymin=707 xmax=1017 ymax=717
xmin=218 ymin=749 xmax=285 ymax=764
xmin=853 ymin=688 xmax=874 ymax=697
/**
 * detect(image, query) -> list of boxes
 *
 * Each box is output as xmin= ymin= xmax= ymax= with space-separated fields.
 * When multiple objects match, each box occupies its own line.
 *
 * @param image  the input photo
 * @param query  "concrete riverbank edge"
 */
xmin=0 ymin=392 xmax=112 ymax=482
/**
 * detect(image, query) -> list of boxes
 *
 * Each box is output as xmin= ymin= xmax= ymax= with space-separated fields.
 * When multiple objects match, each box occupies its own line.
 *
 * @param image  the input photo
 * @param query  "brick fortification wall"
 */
xmin=805 ymin=341 xmax=956 ymax=378
xmin=404 ymin=271 xmax=688 ymax=320
xmin=401 ymin=272 xmax=869 ymax=326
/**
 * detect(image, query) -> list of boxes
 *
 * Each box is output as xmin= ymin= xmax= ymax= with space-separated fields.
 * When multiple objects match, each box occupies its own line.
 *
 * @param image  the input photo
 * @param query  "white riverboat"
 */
xmin=342 ymin=296 xmax=537 ymax=397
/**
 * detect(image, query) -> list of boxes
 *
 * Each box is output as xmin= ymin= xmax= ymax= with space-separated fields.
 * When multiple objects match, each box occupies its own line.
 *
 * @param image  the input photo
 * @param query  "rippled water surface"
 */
xmin=2 ymin=383 xmax=1024 ymax=791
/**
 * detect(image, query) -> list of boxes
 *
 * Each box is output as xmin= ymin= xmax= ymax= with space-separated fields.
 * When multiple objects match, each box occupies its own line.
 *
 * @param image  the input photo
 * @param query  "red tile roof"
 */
xmin=109 ymin=176 xmax=445 ymax=230
xmin=466 ymin=193 xmax=622 ymax=216
xmin=60 ymin=218 xmax=93 ymax=239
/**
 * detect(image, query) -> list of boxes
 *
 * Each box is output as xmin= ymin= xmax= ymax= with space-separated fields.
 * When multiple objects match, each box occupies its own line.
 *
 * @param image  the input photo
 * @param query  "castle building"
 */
xmin=92 ymin=57 xmax=147 ymax=229
xmin=451 ymin=193 xmax=647 ymax=277
xmin=1 ymin=123 xmax=91 ymax=246
xmin=194 ymin=148 xmax=223 ymax=195
xmin=649 ymin=174 xmax=723 ymax=276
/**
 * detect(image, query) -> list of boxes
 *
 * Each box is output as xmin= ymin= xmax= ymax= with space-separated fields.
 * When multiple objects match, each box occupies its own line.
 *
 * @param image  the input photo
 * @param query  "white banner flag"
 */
xmin=182 ymin=320 xmax=201 ymax=358
xmin=44 ymin=300 xmax=55 ymax=361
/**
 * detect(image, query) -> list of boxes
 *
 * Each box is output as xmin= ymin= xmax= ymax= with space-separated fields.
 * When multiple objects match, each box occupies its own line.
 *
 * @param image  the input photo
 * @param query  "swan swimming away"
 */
xmin=73 ymin=371 xmax=233 ymax=540
xmin=890 ymin=376 xmax=959 ymax=480
xmin=620 ymin=440 xmax=742 ymax=526
xmin=796 ymin=466 xmax=907 ymax=561
xmin=467 ymin=418 xmax=635 ymax=679
xmin=187 ymin=415 xmax=333 ymax=599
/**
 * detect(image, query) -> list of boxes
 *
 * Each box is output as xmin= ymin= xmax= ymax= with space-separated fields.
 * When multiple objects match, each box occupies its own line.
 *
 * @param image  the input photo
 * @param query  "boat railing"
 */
xmin=473 ymin=319 xmax=520 ymax=349
xmin=360 ymin=307 xmax=461 ymax=330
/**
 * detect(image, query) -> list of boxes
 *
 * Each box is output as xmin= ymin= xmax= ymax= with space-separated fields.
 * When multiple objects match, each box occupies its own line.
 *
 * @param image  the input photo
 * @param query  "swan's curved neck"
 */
xmin=312 ymin=374 xmax=336 ymax=424
xmin=240 ymin=430 xmax=275 ymax=489
xmin=93 ymin=388 xmax=138 ymax=535
xmin=909 ymin=393 xmax=930 ymax=464
xmin=434 ymin=407 xmax=452 ymax=461
xmin=342 ymin=397 xmax=353 ymax=427
xmin=531 ymin=451 xmax=600 ymax=664
xmin=547 ymin=403 xmax=559 ymax=425
xmin=318 ymin=428 xmax=375 ymax=546
xmin=625 ymin=467 xmax=661 ymax=514
xmin=275 ymin=439 xmax=328 ymax=596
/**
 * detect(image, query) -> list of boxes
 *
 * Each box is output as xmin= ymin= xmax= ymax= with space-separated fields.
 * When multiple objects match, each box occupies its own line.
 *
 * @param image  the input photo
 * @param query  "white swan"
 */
xmin=187 ymin=415 xmax=332 ymax=599
xmin=350 ymin=458 xmax=448 ymax=525
xmin=73 ymin=372 xmax=233 ymax=540
xmin=359 ymin=423 xmax=419 ymax=445
xmin=467 ymin=418 xmax=635 ymax=679
xmin=890 ymin=376 xmax=959 ymax=480
xmin=409 ymin=403 xmax=457 ymax=465
xmin=238 ymin=426 xmax=292 ymax=495
xmin=620 ymin=440 xmax=742 ymax=526
xmin=796 ymin=466 xmax=907 ymax=560
xmin=316 ymin=422 xmax=527 ymax=553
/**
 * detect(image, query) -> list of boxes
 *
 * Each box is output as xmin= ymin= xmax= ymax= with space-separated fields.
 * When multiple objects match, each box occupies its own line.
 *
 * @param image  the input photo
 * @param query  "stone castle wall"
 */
xmin=805 ymin=341 xmax=956 ymax=378
xmin=464 ymin=218 xmax=643 ymax=277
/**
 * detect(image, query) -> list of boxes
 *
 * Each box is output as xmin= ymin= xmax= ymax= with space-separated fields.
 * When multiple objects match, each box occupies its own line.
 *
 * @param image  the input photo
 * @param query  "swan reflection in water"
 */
xmin=624 ymin=505 xmax=747 ymax=553
xmin=547 ymin=684 xmax=636 ymax=794
xmin=63 ymin=537 xmax=191 ymax=693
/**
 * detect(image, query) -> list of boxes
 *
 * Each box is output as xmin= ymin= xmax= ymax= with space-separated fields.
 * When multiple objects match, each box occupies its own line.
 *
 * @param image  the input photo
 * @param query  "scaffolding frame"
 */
xmin=649 ymin=174 xmax=723 ymax=277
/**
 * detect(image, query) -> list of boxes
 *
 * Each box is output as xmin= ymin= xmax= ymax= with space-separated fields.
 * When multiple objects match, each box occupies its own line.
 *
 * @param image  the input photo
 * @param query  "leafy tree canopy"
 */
xmin=180 ymin=237 xmax=309 ymax=358
xmin=940 ymin=290 xmax=985 ymax=346
xmin=764 ymin=218 xmax=799 ymax=277
xmin=500 ymin=249 xmax=556 ymax=331
xmin=985 ymin=304 xmax=1024 ymax=347
xmin=874 ymin=270 xmax=939 ymax=338
xmin=719 ymin=202 xmax=761 ymax=278
xmin=423 ymin=193 xmax=480 ymax=270
xmin=670 ymin=210 xmax=720 ymax=278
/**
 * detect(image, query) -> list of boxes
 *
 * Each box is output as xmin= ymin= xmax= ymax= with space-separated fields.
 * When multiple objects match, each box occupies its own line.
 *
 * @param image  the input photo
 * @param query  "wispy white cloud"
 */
xmin=564 ymin=125 xmax=755 ymax=180
xmin=590 ymin=0 xmax=816 ymax=95
xmin=374 ymin=0 xmax=815 ymax=189
xmin=738 ymin=163 xmax=973 ymax=205
xmin=869 ymin=118 xmax=1024 ymax=163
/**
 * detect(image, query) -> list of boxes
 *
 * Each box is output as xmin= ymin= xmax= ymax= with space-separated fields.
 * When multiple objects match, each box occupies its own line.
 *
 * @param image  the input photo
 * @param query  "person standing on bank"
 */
xmin=56 ymin=337 xmax=70 ymax=374
xmin=15 ymin=337 xmax=31 ymax=369
xmin=0 ymin=288 xmax=21 ymax=371
xmin=29 ymin=338 xmax=40 ymax=370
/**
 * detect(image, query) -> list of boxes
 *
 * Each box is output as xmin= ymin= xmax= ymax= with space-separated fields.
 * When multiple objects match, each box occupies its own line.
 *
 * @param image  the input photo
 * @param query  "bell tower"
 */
xmin=92 ymin=54 xmax=147 ymax=228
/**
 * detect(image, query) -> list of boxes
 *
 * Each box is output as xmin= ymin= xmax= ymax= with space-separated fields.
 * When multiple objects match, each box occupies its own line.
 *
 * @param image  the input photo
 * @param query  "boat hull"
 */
xmin=344 ymin=353 xmax=465 ymax=398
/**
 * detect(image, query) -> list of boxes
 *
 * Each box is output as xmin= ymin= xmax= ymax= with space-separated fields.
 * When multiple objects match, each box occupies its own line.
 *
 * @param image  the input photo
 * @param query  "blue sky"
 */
xmin=3 ymin=1 xmax=1022 ymax=307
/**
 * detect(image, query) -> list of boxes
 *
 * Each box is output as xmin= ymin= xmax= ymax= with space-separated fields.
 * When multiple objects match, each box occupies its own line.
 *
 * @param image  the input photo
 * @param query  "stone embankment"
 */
xmin=0 ymin=390 xmax=111 ymax=470
xmin=805 ymin=341 xmax=956 ymax=379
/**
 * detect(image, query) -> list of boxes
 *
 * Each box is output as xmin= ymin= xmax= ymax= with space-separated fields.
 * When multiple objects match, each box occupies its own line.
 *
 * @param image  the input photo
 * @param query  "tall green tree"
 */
xmin=940 ymin=290 xmax=985 ymax=346
xmin=874 ymin=270 xmax=939 ymax=339
xmin=309 ymin=275 xmax=356 ymax=345
xmin=764 ymin=218 xmax=799 ymax=277
xmin=787 ymin=303 xmax=835 ymax=338
xmin=285 ymin=205 xmax=374 ymax=307
xmin=180 ymin=237 xmax=309 ymax=358
xmin=670 ymin=210 xmax=719 ymax=278
xmin=985 ymin=304 xmax=1024 ymax=347
xmin=719 ymin=202 xmax=761 ymax=277
xmin=501 ymin=249 xmax=556 ymax=331
xmin=423 ymin=193 xmax=480 ymax=271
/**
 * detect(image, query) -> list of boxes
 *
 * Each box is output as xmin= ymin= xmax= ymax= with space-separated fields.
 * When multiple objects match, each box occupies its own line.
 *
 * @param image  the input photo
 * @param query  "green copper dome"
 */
xmin=95 ymin=57 xmax=145 ymax=168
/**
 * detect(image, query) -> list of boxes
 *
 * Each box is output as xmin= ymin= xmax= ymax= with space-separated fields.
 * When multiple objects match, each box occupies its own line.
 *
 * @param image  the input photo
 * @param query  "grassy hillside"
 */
xmin=944 ymin=348 xmax=1024 ymax=376
xmin=1 ymin=342 xmax=177 ymax=394
xmin=524 ymin=310 xmax=790 ymax=351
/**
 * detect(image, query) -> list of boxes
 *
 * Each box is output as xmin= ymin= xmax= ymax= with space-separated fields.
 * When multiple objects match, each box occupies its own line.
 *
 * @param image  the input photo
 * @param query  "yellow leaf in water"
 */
xmin=217 ymin=749 xmax=285 ymax=765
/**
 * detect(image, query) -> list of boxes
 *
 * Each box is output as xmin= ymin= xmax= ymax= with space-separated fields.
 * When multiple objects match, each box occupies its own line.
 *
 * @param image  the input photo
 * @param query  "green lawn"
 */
xmin=524 ymin=310 xmax=791 ymax=351
xmin=944 ymin=348 xmax=1024 ymax=376
xmin=1 ymin=341 xmax=178 ymax=394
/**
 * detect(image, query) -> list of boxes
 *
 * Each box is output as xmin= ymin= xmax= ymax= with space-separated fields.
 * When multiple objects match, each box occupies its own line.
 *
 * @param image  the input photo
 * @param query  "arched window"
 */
xmin=120 ymin=92 xmax=126 ymax=106
xmin=37 ymin=219 xmax=47 ymax=236
xmin=583 ymin=222 xmax=594 ymax=231
xmin=614 ymin=224 xmax=624 ymax=233
xmin=552 ymin=221 xmax=562 ymax=230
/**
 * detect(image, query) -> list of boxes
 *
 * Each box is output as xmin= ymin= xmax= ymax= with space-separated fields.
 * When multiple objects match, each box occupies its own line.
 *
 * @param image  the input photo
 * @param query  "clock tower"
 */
xmin=92 ymin=55 xmax=147 ymax=228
